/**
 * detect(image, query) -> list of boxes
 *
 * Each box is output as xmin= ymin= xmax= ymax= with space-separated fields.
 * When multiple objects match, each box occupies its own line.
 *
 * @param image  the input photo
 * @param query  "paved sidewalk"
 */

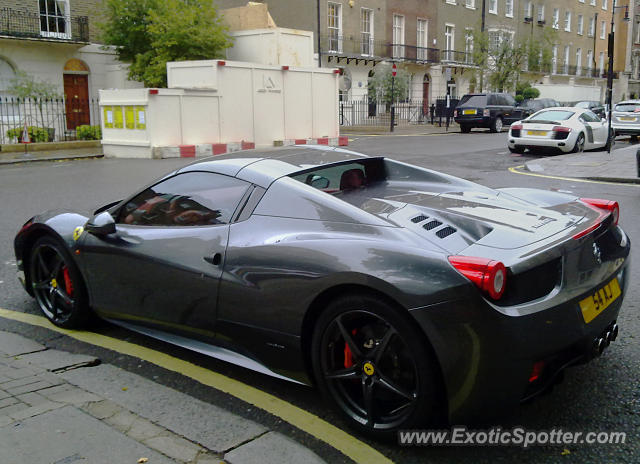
xmin=341 ymin=121 xmax=458 ymax=136
xmin=0 ymin=331 xmax=325 ymax=464
xmin=0 ymin=147 xmax=103 ymax=165
xmin=523 ymin=142 xmax=640 ymax=183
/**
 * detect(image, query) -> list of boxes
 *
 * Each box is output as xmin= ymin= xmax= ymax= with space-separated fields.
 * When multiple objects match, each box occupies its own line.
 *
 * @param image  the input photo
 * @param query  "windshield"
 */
xmin=574 ymin=102 xmax=592 ymax=109
xmin=614 ymin=103 xmax=640 ymax=113
xmin=527 ymin=110 xmax=574 ymax=121
xmin=458 ymin=95 xmax=486 ymax=106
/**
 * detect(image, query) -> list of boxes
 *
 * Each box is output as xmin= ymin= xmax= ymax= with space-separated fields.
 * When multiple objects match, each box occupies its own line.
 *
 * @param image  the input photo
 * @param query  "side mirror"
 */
xmin=86 ymin=211 xmax=116 ymax=236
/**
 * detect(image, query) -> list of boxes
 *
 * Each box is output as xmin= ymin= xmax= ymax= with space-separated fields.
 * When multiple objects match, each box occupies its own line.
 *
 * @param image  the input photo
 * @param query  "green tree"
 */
xmin=100 ymin=0 xmax=232 ymax=87
xmin=367 ymin=65 xmax=409 ymax=107
xmin=8 ymin=71 xmax=62 ymax=130
xmin=525 ymin=27 xmax=557 ymax=74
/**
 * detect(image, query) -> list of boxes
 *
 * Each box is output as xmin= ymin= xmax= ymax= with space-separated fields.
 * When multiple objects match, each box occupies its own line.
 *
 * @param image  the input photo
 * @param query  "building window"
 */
xmin=446 ymin=0 xmax=456 ymax=4
xmin=602 ymin=0 xmax=607 ymax=11
xmin=327 ymin=2 xmax=342 ymax=53
xmin=466 ymin=0 xmax=475 ymax=8
xmin=577 ymin=15 xmax=584 ymax=35
xmin=564 ymin=11 xmax=571 ymax=32
xmin=40 ymin=0 xmax=70 ymax=39
xmin=444 ymin=24 xmax=455 ymax=61
xmin=589 ymin=17 xmax=595 ymax=37
xmin=465 ymin=30 xmax=474 ymax=64
xmin=537 ymin=5 xmax=544 ymax=22
xmin=524 ymin=1 xmax=533 ymax=20
xmin=586 ymin=49 xmax=593 ymax=76
xmin=0 ymin=58 xmax=16 ymax=97
xmin=552 ymin=9 xmax=559 ymax=29
xmin=489 ymin=0 xmax=497 ymax=14
xmin=599 ymin=51 xmax=605 ymax=76
xmin=636 ymin=21 xmax=640 ymax=44
xmin=579 ymin=0 xmax=584 ymax=3
xmin=591 ymin=0 xmax=596 ymax=5
xmin=576 ymin=48 xmax=582 ymax=76
xmin=417 ymin=18 xmax=428 ymax=60
xmin=564 ymin=45 xmax=570 ymax=74
xmin=392 ymin=14 xmax=405 ymax=59
xmin=552 ymin=45 xmax=558 ymax=74
xmin=505 ymin=0 xmax=513 ymax=17
xmin=601 ymin=20 xmax=606 ymax=39
xmin=360 ymin=8 xmax=373 ymax=56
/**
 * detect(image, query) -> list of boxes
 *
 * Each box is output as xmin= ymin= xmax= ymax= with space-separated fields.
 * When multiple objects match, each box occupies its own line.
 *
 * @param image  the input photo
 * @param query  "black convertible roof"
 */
xmin=177 ymin=146 xmax=369 ymax=188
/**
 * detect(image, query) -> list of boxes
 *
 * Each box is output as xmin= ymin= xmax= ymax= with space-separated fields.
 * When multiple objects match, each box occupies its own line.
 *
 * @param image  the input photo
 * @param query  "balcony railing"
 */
xmin=386 ymin=44 xmax=441 ymax=63
xmin=321 ymin=35 xmax=388 ymax=59
xmin=440 ymin=49 xmax=474 ymax=64
xmin=0 ymin=7 xmax=89 ymax=42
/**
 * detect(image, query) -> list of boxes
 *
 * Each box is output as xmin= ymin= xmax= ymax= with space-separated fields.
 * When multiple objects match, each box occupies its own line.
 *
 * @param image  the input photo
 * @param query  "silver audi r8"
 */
xmin=14 ymin=146 xmax=630 ymax=438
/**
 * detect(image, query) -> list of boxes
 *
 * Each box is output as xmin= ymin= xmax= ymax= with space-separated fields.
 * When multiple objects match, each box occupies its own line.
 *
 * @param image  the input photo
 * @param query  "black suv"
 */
xmin=454 ymin=93 xmax=524 ymax=133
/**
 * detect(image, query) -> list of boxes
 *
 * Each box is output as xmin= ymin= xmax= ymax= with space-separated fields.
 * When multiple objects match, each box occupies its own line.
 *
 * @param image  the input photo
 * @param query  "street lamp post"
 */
xmin=606 ymin=1 xmax=629 ymax=154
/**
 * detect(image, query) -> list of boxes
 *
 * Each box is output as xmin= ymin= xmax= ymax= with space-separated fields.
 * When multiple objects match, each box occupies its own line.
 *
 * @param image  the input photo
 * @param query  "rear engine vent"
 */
xmin=411 ymin=215 xmax=429 ymax=223
xmin=436 ymin=226 xmax=457 ymax=238
xmin=423 ymin=220 xmax=442 ymax=230
xmin=511 ymin=129 xmax=521 ymax=138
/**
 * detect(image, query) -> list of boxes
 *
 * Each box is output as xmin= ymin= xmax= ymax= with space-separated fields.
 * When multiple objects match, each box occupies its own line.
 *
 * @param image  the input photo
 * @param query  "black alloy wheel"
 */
xmin=312 ymin=294 xmax=438 ymax=437
xmin=572 ymin=132 xmax=585 ymax=153
xmin=29 ymin=236 xmax=89 ymax=328
xmin=490 ymin=117 xmax=503 ymax=133
xmin=460 ymin=124 xmax=472 ymax=133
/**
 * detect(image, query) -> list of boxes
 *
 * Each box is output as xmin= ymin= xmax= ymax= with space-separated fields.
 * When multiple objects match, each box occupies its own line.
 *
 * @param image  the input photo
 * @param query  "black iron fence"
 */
xmin=0 ymin=7 xmax=89 ymax=42
xmin=339 ymin=96 xmax=459 ymax=127
xmin=0 ymin=97 xmax=101 ymax=144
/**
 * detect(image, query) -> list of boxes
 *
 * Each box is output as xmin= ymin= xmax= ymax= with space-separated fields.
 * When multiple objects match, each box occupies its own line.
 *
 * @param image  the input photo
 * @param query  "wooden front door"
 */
xmin=422 ymin=81 xmax=430 ymax=116
xmin=63 ymin=74 xmax=90 ymax=130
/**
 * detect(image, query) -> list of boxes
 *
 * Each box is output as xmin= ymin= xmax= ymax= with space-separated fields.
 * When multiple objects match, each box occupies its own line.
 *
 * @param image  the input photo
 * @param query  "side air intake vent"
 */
xmin=423 ymin=220 xmax=442 ymax=230
xmin=411 ymin=215 xmax=429 ymax=223
xmin=436 ymin=226 xmax=457 ymax=238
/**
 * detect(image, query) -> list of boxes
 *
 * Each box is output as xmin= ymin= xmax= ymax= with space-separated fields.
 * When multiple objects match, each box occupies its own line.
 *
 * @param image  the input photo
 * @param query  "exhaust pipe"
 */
xmin=610 ymin=324 xmax=619 ymax=341
xmin=592 ymin=338 xmax=605 ymax=357
xmin=598 ymin=337 xmax=606 ymax=355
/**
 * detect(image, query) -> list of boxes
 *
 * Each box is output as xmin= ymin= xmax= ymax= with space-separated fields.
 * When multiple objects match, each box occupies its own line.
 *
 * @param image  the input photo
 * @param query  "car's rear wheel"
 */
xmin=312 ymin=294 xmax=439 ymax=438
xmin=572 ymin=133 xmax=585 ymax=153
xmin=460 ymin=124 xmax=471 ymax=133
xmin=29 ymin=236 xmax=89 ymax=328
xmin=490 ymin=117 xmax=503 ymax=133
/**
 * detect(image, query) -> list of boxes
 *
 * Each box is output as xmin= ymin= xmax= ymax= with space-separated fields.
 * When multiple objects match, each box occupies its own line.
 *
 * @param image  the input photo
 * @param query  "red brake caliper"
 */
xmin=343 ymin=329 xmax=357 ymax=368
xmin=62 ymin=267 xmax=74 ymax=296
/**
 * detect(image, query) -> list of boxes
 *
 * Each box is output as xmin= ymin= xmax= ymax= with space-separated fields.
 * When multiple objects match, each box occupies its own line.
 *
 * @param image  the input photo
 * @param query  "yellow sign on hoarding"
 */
xmin=113 ymin=106 xmax=123 ymax=129
xmin=125 ymin=106 xmax=135 ymax=129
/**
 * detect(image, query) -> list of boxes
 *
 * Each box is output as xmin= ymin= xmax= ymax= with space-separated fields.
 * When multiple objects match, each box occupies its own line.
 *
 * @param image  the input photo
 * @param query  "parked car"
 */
xmin=573 ymin=100 xmax=606 ymax=118
xmin=520 ymin=98 xmax=560 ymax=117
xmin=14 ymin=146 xmax=629 ymax=437
xmin=610 ymin=100 xmax=640 ymax=137
xmin=454 ymin=93 xmax=525 ymax=133
xmin=508 ymin=107 xmax=612 ymax=154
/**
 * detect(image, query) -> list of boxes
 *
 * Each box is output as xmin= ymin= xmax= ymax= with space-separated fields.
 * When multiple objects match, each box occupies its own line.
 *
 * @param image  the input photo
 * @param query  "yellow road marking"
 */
xmin=0 ymin=307 xmax=393 ymax=464
xmin=508 ymin=165 xmax=640 ymax=187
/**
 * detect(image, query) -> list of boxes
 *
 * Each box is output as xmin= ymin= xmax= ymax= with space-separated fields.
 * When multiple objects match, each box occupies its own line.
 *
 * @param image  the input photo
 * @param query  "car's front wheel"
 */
xmin=29 ymin=235 xmax=90 ymax=328
xmin=312 ymin=294 xmax=439 ymax=438
xmin=490 ymin=117 xmax=503 ymax=133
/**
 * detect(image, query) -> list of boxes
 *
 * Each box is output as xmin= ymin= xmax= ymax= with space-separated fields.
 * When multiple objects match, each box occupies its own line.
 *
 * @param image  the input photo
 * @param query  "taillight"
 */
xmin=483 ymin=109 xmax=490 ymax=117
xmin=448 ymin=256 xmax=507 ymax=300
xmin=511 ymin=124 xmax=523 ymax=131
xmin=572 ymin=198 xmax=620 ymax=239
xmin=552 ymin=126 xmax=571 ymax=133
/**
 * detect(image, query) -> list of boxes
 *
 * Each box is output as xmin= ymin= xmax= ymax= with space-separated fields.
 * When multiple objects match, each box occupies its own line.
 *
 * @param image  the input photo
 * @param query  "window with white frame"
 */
xmin=537 ymin=5 xmax=544 ymax=22
xmin=327 ymin=2 xmax=342 ymax=53
xmin=552 ymin=45 xmax=558 ymax=74
xmin=465 ymin=30 xmax=474 ymax=64
xmin=524 ymin=1 xmax=533 ymax=19
xmin=578 ymin=15 xmax=584 ymax=35
xmin=599 ymin=51 xmax=605 ymax=76
xmin=505 ymin=0 xmax=513 ymax=17
xmin=636 ymin=21 xmax=640 ymax=44
xmin=589 ymin=17 xmax=595 ymax=37
xmin=634 ymin=56 xmax=640 ymax=79
xmin=39 ymin=0 xmax=71 ymax=39
xmin=360 ymin=8 xmax=373 ymax=56
xmin=586 ymin=49 xmax=593 ymax=75
xmin=565 ymin=11 xmax=571 ymax=32
xmin=602 ymin=0 xmax=607 ymax=10
xmin=0 ymin=58 xmax=16 ymax=97
xmin=601 ymin=20 xmax=606 ymax=39
xmin=590 ymin=0 xmax=596 ymax=5
xmin=466 ymin=0 xmax=475 ymax=8
xmin=553 ymin=8 xmax=559 ymax=29
xmin=446 ymin=0 xmax=456 ymax=4
xmin=579 ymin=0 xmax=584 ymax=3
xmin=576 ymin=48 xmax=582 ymax=75
xmin=417 ymin=18 xmax=428 ymax=60
xmin=489 ymin=0 xmax=497 ymax=14
xmin=392 ymin=14 xmax=405 ymax=59
xmin=444 ymin=24 xmax=455 ymax=61
xmin=564 ymin=45 xmax=570 ymax=73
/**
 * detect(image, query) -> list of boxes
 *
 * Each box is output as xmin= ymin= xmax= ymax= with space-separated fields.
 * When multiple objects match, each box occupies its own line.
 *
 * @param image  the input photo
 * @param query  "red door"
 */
xmin=422 ymin=81 xmax=430 ymax=116
xmin=64 ymin=74 xmax=90 ymax=130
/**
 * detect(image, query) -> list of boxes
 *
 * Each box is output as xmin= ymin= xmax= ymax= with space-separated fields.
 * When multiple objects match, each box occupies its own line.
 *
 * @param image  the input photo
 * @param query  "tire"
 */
xmin=460 ymin=124 xmax=472 ymax=133
xmin=29 ymin=235 xmax=90 ymax=329
xmin=311 ymin=293 xmax=439 ymax=438
xmin=490 ymin=117 xmax=503 ymax=133
xmin=508 ymin=146 xmax=524 ymax=154
xmin=572 ymin=132 xmax=585 ymax=153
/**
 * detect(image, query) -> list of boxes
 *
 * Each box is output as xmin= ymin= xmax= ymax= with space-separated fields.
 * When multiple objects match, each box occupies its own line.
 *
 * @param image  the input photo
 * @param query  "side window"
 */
xmin=503 ymin=94 xmax=516 ymax=106
xmin=584 ymin=110 xmax=600 ymax=121
xmin=487 ymin=95 xmax=498 ymax=105
xmin=290 ymin=162 xmax=369 ymax=192
xmin=118 ymin=172 xmax=250 ymax=226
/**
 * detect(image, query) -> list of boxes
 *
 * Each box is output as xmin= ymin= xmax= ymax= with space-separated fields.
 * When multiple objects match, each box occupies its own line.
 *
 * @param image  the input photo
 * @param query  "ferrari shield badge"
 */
xmin=73 ymin=226 xmax=84 ymax=241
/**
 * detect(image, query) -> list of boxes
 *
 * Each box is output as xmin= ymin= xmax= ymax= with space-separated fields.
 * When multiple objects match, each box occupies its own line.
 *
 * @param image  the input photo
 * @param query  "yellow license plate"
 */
xmin=619 ymin=116 xmax=636 ymax=121
xmin=463 ymin=109 xmax=476 ymax=115
xmin=527 ymin=130 xmax=548 ymax=136
xmin=579 ymin=278 xmax=621 ymax=323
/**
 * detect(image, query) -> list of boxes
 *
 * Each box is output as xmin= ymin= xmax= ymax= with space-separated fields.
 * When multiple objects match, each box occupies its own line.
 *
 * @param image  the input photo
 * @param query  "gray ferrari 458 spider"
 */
xmin=14 ymin=146 xmax=630 ymax=437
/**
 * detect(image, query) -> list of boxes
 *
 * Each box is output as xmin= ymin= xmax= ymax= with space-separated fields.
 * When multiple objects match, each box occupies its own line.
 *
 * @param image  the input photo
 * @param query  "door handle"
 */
xmin=204 ymin=253 xmax=222 ymax=266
